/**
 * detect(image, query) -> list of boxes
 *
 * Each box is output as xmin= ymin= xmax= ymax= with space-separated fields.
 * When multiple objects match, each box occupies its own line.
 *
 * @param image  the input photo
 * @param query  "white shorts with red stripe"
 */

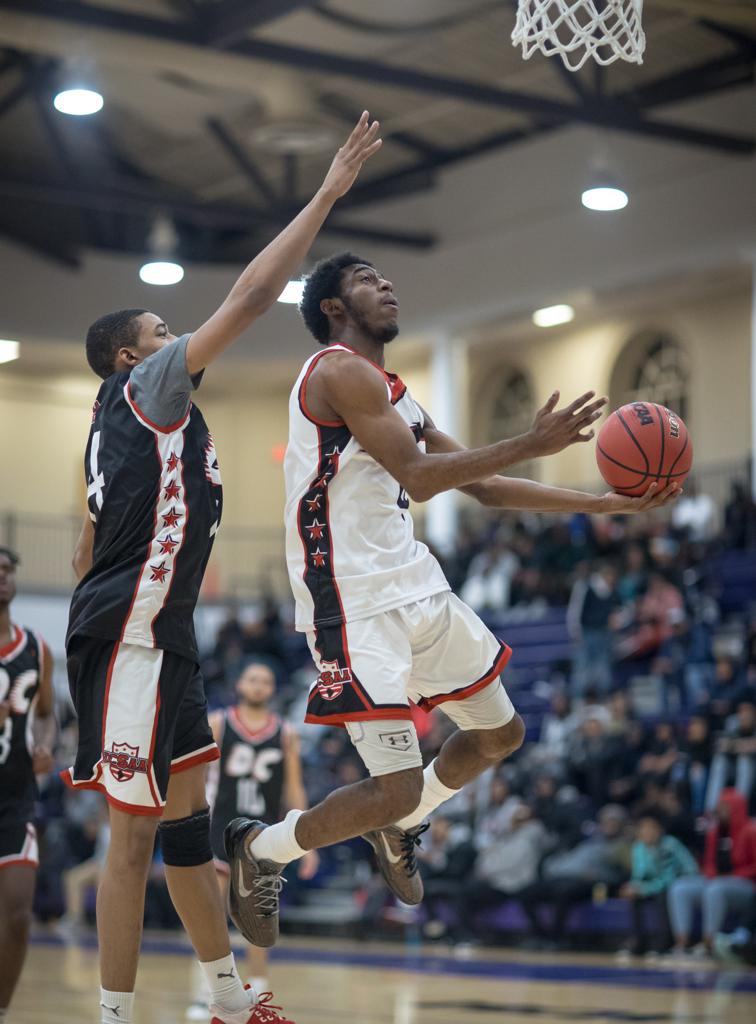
xmin=305 ymin=591 xmax=514 ymax=727
xmin=0 ymin=821 xmax=39 ymax=870
xmin=63 ymin=637 xmax=219 ymax=817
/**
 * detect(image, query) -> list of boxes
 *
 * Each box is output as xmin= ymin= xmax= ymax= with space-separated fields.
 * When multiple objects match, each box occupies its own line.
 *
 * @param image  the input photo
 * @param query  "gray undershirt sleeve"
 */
xmin=129 ymin=334 xmax=203 ymax=428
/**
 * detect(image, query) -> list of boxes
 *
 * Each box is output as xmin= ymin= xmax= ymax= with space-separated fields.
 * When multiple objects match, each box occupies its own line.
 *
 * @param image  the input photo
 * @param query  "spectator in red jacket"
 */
xmin=667 ymin=789 xmax=756 ymax=956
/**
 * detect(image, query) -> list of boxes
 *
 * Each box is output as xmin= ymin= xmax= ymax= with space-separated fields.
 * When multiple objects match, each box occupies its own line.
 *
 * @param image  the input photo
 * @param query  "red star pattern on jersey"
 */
xmin=149 ymin=561 xmax=170 ymax=584
xmin=307 ymin=519 xmax=325 ymax=540
xmin=165 ymin=452 xmax=180 ymax=473
xmin=162 ymin=507 xmax=181 ymax=529
xmin=158 ymin=534 xmax=179 ymax=556
xmin=315 ymin=474 xmax=330 ymax=490
xmin=306 ymin=495 xmax=322 ymax=512
xmin=164 ymin=480 xmax=181 ymax=501
xmin=311 ymin=547 xmax=327 ymax=568
xmin=325 ymin=446 xmax=341 ymax=471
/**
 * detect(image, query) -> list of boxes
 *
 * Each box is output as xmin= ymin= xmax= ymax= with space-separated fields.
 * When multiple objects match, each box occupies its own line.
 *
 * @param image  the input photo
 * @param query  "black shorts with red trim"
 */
xmin=304 ymin=591 xmax=513 ymax=727
xmin=62 ymin=635 xmax=218 ymax=817
xmin=0 ymin=820 xmax=39 ymax=870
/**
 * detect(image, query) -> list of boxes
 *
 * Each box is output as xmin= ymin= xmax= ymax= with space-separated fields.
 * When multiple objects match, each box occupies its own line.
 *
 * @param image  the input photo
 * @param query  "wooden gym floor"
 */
xmin=13 ymin=930 xmax=756 ymax=1023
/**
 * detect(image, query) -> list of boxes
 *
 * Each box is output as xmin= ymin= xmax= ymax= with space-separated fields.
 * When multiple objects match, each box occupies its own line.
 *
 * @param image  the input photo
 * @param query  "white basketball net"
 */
xmin=512 ymin=0 xmax=645 ymax=72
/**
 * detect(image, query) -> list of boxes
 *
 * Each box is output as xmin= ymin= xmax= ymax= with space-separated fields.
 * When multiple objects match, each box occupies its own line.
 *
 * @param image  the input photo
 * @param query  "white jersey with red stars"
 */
xmin=284 ymin=344 xmax=450 ymax=632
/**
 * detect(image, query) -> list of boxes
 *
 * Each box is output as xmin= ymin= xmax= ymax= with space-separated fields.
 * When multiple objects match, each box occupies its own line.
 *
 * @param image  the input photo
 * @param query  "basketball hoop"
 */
xmin=512 ymin=0 xmax=645 ymax=72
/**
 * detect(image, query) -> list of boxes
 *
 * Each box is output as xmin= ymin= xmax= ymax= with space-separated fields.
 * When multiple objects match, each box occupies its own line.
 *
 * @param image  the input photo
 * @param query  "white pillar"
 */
xmin=424 ymin=332 xmax=466 ymax=555
xmin=752 ymin=259 xmax=756 ymax=498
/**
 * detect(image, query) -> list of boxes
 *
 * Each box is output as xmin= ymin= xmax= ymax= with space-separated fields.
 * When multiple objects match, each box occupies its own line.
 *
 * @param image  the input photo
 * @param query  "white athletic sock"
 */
xmin=394 ymin=759 xmax=460 ymax=831
xmin=100 ymin=988 xmax=134 ymax=1024
xmin=199 ymin=953 xmax=249 ymax=1013
xmin=249 ymin=809 xmax=307 ymax=865
xmin=248 ymin=977 xmax=269 ymax=1000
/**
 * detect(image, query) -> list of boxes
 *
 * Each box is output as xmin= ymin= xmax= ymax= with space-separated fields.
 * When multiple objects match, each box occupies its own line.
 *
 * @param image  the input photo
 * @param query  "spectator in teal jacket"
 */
xmin=618 ymin=813 xmax=698 ymax=956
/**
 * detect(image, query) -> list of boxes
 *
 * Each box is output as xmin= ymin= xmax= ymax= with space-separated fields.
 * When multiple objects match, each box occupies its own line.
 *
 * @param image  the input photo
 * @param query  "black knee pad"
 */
xmin=158 ymin=808 xmax=212 ymax=867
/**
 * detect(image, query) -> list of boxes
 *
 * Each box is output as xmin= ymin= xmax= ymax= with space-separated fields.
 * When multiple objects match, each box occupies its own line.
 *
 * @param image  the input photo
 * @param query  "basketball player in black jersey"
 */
xmin=0 ymin=547 xmax=55 ymax=1023
xmin=187 ymin=662 xmax=316 ymax=1020
xmin=63 ymin=114 xmax=381 ymax=1024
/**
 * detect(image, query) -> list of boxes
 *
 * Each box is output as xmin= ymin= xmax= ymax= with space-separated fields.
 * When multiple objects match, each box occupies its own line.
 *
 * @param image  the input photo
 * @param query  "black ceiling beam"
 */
xmin=206 ymin=0 xmax=321 ymax=48
xmin=699 ymin=19 xmax=756 ymax=56
xmin=207 ymin=117 xmax=278 ymax=206
xmin=623 ymin=51 xmax=755 ymax=110
xmin=317 ymin=93 xmax=445 ymax=161
xmin=0 ymin=174 xmax=436 ymax=249
xmin=0 ymin=72 xmax=31 ymax=119
xmin=339 ymin=122 xmax=559 ymax=213
xmin=5 ymin=0 xmax=752 ymax=156
xmin=0 ymin=206 xmax=81 ymax=267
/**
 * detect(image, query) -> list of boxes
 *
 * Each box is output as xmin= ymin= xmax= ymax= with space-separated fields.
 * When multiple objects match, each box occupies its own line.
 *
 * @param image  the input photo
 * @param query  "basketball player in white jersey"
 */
xmin=224 ymin=253 xmax=679 ymax=947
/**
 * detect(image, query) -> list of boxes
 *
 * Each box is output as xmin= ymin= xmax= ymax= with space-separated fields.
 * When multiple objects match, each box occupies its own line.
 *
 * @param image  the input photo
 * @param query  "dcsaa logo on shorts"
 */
xmin=316 ymin=660 xmax=352 ymax=701
xmin=103 ymin=741 xmax=148 ymax=782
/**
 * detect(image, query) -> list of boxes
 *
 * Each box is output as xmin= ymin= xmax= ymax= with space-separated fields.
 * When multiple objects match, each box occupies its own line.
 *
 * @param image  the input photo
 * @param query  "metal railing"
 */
xmin=2 ymin=458 xmax=750 ymax=600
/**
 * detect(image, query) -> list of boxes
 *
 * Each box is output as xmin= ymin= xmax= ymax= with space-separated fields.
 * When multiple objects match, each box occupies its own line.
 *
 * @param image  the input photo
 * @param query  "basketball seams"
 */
xmin=596 ymin=443 xmax=649 ymax=479
xmin=654 ymin=403 xmax=665 ymax=479
xmin=615 ymin=408 xmax=650 ymax=474
xmin=666 ymin=433 xmax=690 ymax=482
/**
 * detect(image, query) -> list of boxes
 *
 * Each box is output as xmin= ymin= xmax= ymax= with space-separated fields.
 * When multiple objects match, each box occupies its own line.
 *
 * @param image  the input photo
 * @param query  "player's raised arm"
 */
xmin=312 ymin=355 xmax=607 ymax=502
xmin=184 ymin=113 xmax=382 ymax=375
xmin=421 ymin=412 xmax=681 ymax=514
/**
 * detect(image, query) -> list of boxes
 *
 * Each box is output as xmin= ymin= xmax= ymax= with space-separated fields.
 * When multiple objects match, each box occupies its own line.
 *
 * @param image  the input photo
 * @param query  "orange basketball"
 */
xmin=596 ymin=402 xmax=693 ymax=497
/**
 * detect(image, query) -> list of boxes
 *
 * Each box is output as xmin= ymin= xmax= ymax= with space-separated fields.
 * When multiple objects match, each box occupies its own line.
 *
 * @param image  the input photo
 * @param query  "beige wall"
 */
xmin=1 ymin=271 xmax=751 ymax=593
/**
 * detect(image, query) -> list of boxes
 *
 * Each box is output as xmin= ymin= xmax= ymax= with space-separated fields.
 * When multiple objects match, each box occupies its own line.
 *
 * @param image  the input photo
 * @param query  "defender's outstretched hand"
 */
xmin=528 ymin=390 xmax=608 ymax=456
xmin=320 ymin=111 xmax=382 ymax=201
xmin=601 ymin=481 xmax=682 ymax=515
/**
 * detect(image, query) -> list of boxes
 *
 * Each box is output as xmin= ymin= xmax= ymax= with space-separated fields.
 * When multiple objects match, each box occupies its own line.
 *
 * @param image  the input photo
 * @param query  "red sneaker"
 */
xmin=210 ymin=992 xmax=296 ymax=1024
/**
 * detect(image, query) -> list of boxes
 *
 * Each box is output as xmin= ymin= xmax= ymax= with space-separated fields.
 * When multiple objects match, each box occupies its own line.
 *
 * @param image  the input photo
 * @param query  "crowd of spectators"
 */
xmin=32 ymin=481 xmax=756 ymax=964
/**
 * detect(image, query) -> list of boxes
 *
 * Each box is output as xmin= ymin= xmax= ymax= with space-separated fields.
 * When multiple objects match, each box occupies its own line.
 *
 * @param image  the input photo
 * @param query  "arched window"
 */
xmin=487 ymin=369 xmax=535 ymax=445
xmin=478 ymin=368 xmax=536 ymax=479
xmin=612 ymin=331 xmax=689 ymax=422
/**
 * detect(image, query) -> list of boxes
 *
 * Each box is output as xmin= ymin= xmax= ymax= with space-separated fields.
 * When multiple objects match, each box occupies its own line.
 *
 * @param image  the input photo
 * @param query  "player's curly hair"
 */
xmin=86 ymin=308 xmax=147 ymax=380
xmin=300 ymin=252 xmax=372 ymax=344
xmin=0 ymin=546 xmax=19 ymax=567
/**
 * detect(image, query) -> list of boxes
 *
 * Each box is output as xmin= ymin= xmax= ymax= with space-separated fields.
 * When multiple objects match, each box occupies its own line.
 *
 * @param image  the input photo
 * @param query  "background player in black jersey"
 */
xmin=64 ymin=115 xmax=381 ymax=1024
xmin=187 ymin=662 xmax=316 ymax=1021
xmin=0 ymin=547 xmax=55 ymax=1024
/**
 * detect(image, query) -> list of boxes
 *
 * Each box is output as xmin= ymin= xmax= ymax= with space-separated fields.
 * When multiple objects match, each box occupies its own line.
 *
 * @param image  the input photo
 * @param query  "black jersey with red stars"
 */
xmin=67 ymin=364 xmax=222 ymax=661
xmin=0 ymin=627 xmax=43 ymax=824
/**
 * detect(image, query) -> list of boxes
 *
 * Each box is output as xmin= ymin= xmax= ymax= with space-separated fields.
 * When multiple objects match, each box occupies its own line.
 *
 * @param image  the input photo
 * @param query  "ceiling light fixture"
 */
xmin=0 ymin=339 xmax=20 ymax=364
xmin=277 ymin=280 xmax=305 ymax=305
xmin=139 ymin=216 xmax=184 ymax=286
xmin=581 ymin=185 xmax=628 ymax=211
xmin=532 ymin=304 xmax=575 ymax=328
xmin=139 ymin=261 xmax=185 ymax=286
xmin=53 ymin=88 xmax=104 ymax=116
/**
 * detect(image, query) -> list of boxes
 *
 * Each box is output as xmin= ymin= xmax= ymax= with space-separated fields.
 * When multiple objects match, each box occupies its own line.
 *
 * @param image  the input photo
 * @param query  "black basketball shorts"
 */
xmin=62 ymin=636 xmax=218 ymax=816
xmin=0 ymin=821 xmax=39 ymax=870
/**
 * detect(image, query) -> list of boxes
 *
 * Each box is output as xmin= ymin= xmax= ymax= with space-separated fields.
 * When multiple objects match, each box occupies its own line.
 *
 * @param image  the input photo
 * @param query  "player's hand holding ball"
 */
xmin=596 ymin=401 xmax=692 ymax=513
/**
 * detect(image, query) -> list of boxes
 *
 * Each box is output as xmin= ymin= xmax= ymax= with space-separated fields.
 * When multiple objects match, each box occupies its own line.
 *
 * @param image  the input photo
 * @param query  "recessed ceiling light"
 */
xmin=139 ymin=261 xmax=184 ymax=286
xmin=53 ymin=88 xmax=104 ymax=116
xmin=532 ymin=304 xmax=575 ymax=328
xmin=581 ymin=186 xmax=628 ymax=211
xmin=0 ymin=339 xmax=20 ymax=364
xmin=278 ymin=280 xmax=305 ymax=304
